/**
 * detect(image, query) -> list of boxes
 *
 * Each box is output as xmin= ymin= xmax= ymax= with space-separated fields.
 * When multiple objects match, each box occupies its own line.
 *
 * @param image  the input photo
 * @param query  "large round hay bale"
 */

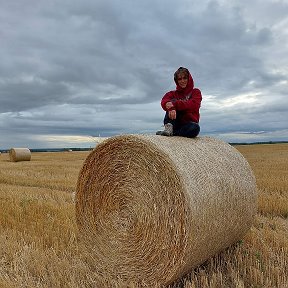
xmin=76 ymin=135 xmax=257 ymax=286
xmin=9 ymin=148 xmax=31 ymax=162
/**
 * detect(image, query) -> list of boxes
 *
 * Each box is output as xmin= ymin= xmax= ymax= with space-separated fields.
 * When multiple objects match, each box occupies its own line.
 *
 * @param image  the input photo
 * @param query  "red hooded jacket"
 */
xmin=161 ymin=69 xmax=202 ymax=124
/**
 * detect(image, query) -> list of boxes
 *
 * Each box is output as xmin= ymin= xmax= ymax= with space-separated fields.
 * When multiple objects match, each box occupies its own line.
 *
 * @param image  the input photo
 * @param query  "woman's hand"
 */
xmin=168 ymin=110 xmax=176 ymax=120
xmin=165 ymin=102 xmax=174 ymax=110
xmin=165 ymin=102 xmax=176 ymax=119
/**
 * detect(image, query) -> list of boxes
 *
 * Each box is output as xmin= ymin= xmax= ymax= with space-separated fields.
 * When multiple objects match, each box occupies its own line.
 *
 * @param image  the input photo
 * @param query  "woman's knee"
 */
xmin=184 ymin=122 xmax=200 ymax=138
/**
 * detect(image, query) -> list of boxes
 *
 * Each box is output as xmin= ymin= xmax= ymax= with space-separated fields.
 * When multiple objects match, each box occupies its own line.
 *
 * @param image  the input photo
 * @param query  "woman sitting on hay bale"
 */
xmin=156 ymin=67 xmax=202 ymax=138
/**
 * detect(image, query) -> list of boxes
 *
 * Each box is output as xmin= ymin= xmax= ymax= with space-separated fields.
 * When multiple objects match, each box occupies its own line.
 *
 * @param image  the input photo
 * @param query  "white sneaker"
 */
xmin=156 ymin=123 xmax=173 ymax=136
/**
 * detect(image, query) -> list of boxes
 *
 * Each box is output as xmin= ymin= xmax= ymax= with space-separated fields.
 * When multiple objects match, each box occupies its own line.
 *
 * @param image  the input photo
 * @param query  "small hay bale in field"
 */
xmin=9 ymin=148 xmax=31 ymax=162
xmin=76 ymin=135 xmax=257 ymax=286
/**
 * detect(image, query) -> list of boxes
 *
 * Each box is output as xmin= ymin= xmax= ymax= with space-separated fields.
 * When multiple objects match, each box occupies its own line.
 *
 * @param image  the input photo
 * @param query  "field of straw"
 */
xmin=0 ymin=143 xmax=287 ymax=288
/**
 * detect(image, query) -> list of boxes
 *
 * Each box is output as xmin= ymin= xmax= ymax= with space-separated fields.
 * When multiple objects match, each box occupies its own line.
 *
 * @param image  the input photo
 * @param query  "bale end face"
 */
xmin=76 ymin=135 xmax=188 ymax=285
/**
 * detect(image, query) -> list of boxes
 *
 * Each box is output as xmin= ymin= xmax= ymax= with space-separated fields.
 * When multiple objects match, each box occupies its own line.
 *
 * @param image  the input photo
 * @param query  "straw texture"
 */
xmin=9 ymin=148 xmax=31 ymax=162
xmin=76 ymin=135 xmax=257 ymax=286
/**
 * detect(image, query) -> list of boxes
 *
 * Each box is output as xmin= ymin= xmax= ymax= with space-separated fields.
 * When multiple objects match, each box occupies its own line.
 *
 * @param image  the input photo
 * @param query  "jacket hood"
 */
xmin=174 ymin=67 xmax=194 ymax=94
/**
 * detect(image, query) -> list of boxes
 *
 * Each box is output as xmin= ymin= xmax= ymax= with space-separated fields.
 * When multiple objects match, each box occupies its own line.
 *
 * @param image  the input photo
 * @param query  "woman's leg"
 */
xmin=163 ymin=112 xmax=176 ymax=126
xmin=174 ymin=122 xmax=200 ymax=138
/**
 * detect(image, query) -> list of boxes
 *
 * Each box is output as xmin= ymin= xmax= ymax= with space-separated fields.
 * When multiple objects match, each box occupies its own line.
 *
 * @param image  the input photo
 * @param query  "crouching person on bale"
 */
xmin=156 ymin=67 xmax=202 ymax=138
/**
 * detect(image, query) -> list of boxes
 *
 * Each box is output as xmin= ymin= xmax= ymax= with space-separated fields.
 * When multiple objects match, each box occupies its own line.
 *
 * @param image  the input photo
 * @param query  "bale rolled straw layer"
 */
xmin=76 ymin=135 xmax=257 ymax=286
xmin=9 ymin=148 xmax=31 ymax=162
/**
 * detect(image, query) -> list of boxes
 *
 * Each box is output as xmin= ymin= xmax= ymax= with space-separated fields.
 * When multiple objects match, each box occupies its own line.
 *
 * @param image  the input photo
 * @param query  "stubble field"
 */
xmin=0 ymin=143 xmax=287 ymax=287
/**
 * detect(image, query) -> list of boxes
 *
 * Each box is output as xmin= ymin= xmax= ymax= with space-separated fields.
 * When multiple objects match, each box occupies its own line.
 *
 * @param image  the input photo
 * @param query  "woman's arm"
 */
xmin=173 ymin=88 xmax=202 ymax=112
xmin=161 ymin=91 xmax=176 ymax=111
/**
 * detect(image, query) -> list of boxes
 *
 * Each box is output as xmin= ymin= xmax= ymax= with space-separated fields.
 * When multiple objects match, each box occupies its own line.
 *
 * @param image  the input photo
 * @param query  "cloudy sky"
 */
xmin=1 ymin=0 xmax=288 ymax=149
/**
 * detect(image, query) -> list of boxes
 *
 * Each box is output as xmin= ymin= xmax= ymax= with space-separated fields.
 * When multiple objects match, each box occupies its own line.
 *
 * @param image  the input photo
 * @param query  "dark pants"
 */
xmin=163 ymin=112 xmax=200 ymax=138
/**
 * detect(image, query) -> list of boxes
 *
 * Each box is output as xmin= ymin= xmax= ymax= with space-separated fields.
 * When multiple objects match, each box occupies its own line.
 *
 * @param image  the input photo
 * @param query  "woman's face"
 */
xmin=177 ymin=73 xmax=188 ymax=89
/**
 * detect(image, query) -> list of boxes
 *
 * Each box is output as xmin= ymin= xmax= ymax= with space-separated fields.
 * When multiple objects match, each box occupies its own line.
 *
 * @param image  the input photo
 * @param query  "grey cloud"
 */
xmin=0 ymin=79 xmax=70 ymax=112
xmin=0 ymin=0 xmax=287 ymax=148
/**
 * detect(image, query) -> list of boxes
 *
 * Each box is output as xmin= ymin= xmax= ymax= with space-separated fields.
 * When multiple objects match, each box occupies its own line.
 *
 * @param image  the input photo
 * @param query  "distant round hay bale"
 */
xmin=9 ymin=148 xmax=31 ymax=162
xmin=76 ymin=135 xmax=257 ymax=286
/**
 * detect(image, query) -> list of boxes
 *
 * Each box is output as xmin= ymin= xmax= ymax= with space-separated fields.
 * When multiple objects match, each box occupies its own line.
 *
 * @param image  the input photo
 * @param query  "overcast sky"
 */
xmin=1 ymin=0 xmax=288 ymax=149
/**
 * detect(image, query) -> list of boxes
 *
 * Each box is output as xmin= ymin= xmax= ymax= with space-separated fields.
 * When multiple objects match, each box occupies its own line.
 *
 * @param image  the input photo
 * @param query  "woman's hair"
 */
xmin=174 ymin=67 xmax=189 ymax=82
